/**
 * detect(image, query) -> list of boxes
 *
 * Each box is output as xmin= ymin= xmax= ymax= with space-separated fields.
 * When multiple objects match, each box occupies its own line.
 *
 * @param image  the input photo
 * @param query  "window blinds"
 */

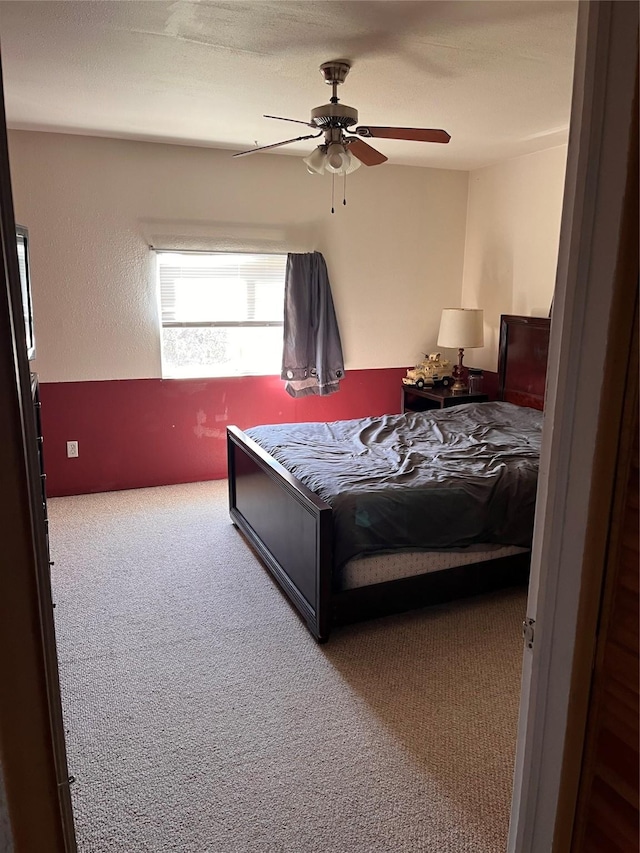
xmin=157 ymin=252 xmax=287 ymax=326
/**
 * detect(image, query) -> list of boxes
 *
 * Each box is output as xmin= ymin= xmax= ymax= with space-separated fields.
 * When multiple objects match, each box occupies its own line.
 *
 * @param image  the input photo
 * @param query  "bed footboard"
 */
xmin=227 ymin=426 xmax=333 ymax=642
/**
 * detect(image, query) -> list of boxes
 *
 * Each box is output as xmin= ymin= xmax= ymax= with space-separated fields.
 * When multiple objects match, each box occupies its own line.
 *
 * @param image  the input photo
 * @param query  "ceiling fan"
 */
xmin=233 ymin=59 xmax=451 ymax=176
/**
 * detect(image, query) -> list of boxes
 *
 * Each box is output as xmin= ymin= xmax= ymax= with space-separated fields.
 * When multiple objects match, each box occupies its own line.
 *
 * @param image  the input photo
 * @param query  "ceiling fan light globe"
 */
xmin=303 ymin=146 xmax=326 ymax=175
xmin=344 ymin=149 xmax=362 ymax=174
xmin=326 ymin=148 xmax=361 ymax=175
xmin=325 ymin=142 xmax=349 ymax=173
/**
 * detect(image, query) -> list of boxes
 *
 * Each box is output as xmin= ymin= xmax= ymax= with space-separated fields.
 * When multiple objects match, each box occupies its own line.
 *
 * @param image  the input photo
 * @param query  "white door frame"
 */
xmin=508 ymin=2 xmax=638 ymax=850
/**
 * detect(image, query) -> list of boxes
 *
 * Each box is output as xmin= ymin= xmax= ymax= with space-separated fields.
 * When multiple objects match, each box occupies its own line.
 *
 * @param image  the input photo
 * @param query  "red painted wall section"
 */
xmin=39 ymin=368 xmax=408 ymax=497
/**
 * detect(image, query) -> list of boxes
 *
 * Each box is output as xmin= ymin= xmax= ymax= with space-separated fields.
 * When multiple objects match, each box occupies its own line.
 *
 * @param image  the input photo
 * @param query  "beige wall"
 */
xmin=8 ymin=132 xmax=568 ymax=383
xmin=461 ymin=145 xmax=568 ymax=370
xmin=8 ymin=130 xmax=469 ymax=383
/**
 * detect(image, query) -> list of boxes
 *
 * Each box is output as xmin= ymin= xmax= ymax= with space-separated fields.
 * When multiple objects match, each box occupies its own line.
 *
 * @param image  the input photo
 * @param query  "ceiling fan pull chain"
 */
xmin=331 ymin=172 xmax=335 ymax=214
xmin=343 ymin=172 xmax=347 ymax=206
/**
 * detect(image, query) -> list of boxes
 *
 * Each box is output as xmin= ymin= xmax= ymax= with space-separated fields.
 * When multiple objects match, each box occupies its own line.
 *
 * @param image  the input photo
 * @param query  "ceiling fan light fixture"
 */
xmin=324 ymin=142 xmax=361 ymax=175
xmin=303 ymin=143 xmax=360 ymax=176
xmin=303 ymin=145 xmax=327 ymax=174
xmin=324 ymin=142 xmax=353 ymax=174
xmin=326 ymin=141 xmax=347 ymax=172
xmin=343 ymin=148 xmax=361 ymax=174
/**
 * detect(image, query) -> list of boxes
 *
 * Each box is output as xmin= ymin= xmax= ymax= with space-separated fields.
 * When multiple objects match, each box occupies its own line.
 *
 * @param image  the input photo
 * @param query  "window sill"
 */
xmin=161 ymin=371 xmax=281 ymax=381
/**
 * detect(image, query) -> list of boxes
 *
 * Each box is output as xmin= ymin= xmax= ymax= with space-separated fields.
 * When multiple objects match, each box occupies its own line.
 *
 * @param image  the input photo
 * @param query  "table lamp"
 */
xmin=437 ymin=308 xmax=484 ymax=393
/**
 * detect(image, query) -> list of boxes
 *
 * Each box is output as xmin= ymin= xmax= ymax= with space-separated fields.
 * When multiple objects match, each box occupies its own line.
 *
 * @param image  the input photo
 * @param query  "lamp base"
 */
xmin=451 ymin=347 xmax=468 ymax=394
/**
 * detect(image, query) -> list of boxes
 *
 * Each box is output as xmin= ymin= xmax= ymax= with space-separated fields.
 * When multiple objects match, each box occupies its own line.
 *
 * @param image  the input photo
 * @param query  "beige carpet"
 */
xmin=49 ymin=480 xmax=526 ymax=853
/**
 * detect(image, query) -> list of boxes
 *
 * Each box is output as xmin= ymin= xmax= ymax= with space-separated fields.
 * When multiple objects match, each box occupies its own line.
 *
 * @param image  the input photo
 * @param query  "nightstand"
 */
xmin=402 ymin=385 xmax=489 ymax=413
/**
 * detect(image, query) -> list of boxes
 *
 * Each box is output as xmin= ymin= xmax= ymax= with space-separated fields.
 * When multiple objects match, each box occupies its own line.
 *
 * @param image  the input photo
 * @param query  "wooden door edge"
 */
xmin=552 ymin=51 xmax=638 ymax=851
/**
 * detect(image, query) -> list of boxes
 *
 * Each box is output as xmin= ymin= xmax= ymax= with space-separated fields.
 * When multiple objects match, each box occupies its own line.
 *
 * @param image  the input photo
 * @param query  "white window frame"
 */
xmin=156 ymin=249 xmax=287 ymax=379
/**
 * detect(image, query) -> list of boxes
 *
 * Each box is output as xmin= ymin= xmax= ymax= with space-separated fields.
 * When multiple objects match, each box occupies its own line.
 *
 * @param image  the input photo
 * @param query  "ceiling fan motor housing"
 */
xmin=311 ymin=103 xmax=358 ymax=129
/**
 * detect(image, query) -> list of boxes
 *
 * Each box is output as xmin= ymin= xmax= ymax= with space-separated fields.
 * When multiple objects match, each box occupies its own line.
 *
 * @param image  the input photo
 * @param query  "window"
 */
xmin=157 ymin=251 xmax=287 ymax=378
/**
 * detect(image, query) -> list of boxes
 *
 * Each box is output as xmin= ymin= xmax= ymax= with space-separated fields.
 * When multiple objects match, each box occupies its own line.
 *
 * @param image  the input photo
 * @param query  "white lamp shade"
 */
xmin=437 ymin=309 xmax=484 ymax=348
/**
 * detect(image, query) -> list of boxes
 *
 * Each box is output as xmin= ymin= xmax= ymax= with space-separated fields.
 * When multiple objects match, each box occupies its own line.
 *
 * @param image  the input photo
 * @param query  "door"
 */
xmin=571 ymin=360 xmax=638 ymax=851
xmin=508 ymin=2 xmax=638 ymax=849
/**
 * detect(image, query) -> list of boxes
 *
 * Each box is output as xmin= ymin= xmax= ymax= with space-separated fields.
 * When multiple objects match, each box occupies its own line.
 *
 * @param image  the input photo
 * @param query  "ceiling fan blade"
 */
xmin=356 ymin=127 xmax=451 ymax=144
xmin=345 ymin=138 xmax=388 ymax=166
xmin=264 ymin=114 xmax=316 ymax=128
xmin=233 ymin=132 xmax=321 ymax=158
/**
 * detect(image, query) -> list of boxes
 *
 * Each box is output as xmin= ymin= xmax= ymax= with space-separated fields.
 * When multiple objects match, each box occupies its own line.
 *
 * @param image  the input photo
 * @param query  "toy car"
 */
xmin=402 ymin=352 xmax=452 ymax=389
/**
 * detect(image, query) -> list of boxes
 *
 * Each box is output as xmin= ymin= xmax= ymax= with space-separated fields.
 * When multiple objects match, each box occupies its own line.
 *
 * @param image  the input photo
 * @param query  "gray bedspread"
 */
xmin=246 ymin=402 xmax=543 ymax=569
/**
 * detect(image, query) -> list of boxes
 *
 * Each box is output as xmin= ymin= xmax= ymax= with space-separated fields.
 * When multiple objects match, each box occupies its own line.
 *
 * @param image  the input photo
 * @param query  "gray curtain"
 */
xmin=281 ymin=252 xmax=345 ymax=397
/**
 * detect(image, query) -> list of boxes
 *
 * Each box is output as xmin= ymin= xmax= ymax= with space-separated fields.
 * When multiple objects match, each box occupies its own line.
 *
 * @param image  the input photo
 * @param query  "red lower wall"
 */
xmin=39 ymin=369 xmax=409 ymax=496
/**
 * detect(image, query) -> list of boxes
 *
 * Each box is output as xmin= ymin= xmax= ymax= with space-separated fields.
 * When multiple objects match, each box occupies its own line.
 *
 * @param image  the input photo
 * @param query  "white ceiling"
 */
xmin=0 ymin=0 xmax=578 ymax=170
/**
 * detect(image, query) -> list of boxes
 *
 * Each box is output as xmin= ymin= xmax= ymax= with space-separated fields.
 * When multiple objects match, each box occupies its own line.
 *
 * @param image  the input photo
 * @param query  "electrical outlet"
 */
xmin=66 ymin=440 xmax=79 ymax=458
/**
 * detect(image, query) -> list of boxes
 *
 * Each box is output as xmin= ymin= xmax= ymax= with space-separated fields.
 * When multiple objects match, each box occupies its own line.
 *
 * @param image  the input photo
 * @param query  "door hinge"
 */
xmin=522 ymin=617 xmax=535 ymax=649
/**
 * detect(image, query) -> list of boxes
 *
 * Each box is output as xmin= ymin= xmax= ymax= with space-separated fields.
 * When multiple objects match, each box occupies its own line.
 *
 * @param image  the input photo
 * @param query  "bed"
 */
xmin=227 ymin=314 xmax=551 ymax=641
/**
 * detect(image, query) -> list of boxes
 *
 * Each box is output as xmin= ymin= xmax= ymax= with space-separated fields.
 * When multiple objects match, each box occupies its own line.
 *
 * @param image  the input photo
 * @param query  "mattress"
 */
xmin=341 ymin=544 xmax=529 ymax=590
xmin=246 ymin=401 xmax=543 ymax=570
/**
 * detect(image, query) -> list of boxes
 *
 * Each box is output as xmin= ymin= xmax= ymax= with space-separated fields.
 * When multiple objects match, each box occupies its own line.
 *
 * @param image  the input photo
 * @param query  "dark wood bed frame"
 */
xmin=228 ymin=314 xmax=551 ymax=642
